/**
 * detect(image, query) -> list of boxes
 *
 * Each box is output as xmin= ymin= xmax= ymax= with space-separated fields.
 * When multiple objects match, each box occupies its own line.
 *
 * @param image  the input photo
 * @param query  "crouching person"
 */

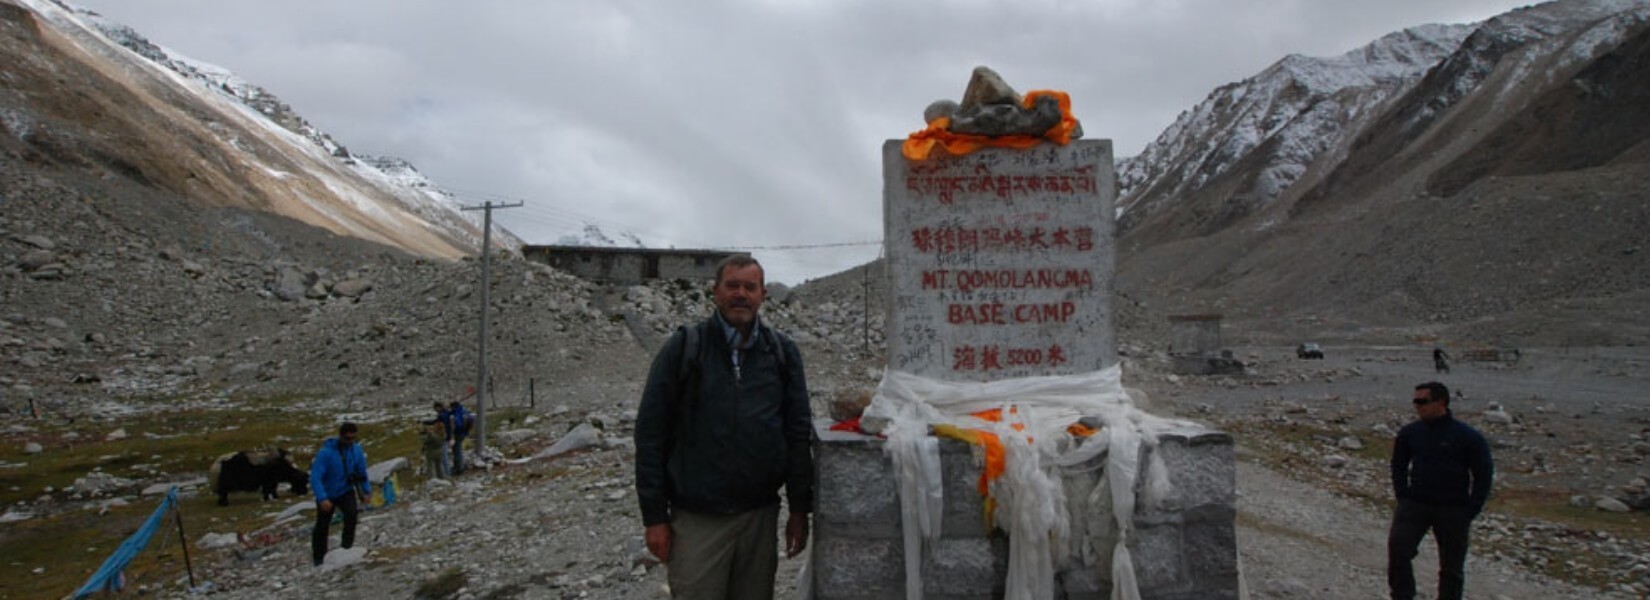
xmin=311 ymin=422 xmax=370 ymax=566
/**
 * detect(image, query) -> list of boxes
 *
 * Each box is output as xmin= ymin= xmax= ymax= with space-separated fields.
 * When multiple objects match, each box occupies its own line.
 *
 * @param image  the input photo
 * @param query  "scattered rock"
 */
xmin=1595 ymin=497 xmax=1630 ymax=513
xmin=199 ymin=532 xmax=240 ymax=549
xmin=533 ymin=423 xmax=603 ymax=460
xmin=319 ymin=546 xmax=367 ymax=570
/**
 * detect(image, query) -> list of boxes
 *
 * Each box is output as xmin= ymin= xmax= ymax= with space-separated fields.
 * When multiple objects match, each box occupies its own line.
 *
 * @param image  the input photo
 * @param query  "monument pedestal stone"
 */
xmin=815 ymin=425 xmax=1237 ymax=600
xmin=809 ymin=139 xmax=1238 ymax=599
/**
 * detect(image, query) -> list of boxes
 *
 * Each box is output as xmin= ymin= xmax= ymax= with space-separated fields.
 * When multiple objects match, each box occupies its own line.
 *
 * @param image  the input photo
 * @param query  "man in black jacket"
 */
xmin=634 ymin=254 xmax=814 ymax=600
xmin=1388 ymin=381 xmax=1494 ymax=600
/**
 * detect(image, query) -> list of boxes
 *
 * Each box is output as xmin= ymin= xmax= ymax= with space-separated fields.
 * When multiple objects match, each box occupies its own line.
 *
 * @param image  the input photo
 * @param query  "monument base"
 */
xmin=813 ymin=421 xmax=1239 ymax=599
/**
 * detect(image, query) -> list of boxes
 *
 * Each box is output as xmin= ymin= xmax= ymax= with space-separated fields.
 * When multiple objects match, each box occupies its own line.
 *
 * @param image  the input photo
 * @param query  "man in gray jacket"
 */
xmin=634 ymin=254 xmax=814 ymax=600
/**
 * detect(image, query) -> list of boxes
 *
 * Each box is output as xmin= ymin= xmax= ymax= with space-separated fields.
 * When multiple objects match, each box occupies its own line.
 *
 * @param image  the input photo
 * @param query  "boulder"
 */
xmin=20 ymin=234 xmax=54 ymax=250
xmin=332 ymin=278 xmax=373 ymax=298
xmin=534 ymin=423 xmax=602 ymax=459
xmin=959 ymin=65 xmax=1020 ymax=109
xmin=19 ymin=250 xmax=54 ymax=271
xmin=1595 ymin=497 xmax=1631 ymax=513
xmin=271 ymin=266 xmax=308 ymax=301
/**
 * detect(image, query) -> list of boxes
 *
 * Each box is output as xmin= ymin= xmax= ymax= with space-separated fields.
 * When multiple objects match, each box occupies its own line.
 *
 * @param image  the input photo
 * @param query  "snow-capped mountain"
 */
xmin=1115 ymin=0 xmax=1650 ymax=342
xmin=1116 ymin=24 xmax=1473 ymax=241
xmin=1293 ymin=0 xmax=1650 ymax=212
xmin=5 ymin=0 xmax=519 ymax=257
xmin=554 ymin=224 xmax=647 ymax=248
xmin=1119 ymin=0 xmax=1650 ymax=246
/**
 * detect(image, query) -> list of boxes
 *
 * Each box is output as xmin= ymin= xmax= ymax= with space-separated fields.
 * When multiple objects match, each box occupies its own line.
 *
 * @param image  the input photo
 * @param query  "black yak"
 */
xmin=208 ymin=449 xmax=308 ymax=506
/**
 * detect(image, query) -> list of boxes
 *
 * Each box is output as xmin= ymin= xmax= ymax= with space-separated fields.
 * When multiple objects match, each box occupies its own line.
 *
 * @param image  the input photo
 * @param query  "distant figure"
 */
xmin=1388 ymin=382 xmax=1493 ymax=600
xmin=448 ymin=400 xmax=471 ymax=475
xmin=311 ymin=422 xmax=370 ymax=566
xmin=634 ymin=254 xmax=815 ymax=600
xmin=432 ymin=401 xmax=452 ymax=477
xmin=419 ymin=419 xmax=447 ymax=480
xmin=1432 ymin=347 xmax=1451 ymax=374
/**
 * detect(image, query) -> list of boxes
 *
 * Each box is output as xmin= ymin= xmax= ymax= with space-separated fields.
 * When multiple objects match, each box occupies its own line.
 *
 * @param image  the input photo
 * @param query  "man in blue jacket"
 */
xmin=1388 ymin=382 xmax=1493 ymax=600
xmin=448 ymin=400 xmax=470 ymax=475
xmin=311 ymin=422 xmax=370 ymax=566
xmin=634 ymin=254 xmax=814 ymax=600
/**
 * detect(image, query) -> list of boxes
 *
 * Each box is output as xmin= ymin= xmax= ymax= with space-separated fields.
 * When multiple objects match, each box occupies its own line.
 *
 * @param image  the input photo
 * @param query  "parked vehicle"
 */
xmin=1296 ymin=343 xmax=1324 ymax=359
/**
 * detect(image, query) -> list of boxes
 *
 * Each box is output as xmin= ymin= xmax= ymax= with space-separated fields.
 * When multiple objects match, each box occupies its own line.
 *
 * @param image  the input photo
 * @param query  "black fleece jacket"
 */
xmin=1390 ymin=410 xmax=1494 ymax=517
xmin=633 ymin=314 xmax=814 ymax=526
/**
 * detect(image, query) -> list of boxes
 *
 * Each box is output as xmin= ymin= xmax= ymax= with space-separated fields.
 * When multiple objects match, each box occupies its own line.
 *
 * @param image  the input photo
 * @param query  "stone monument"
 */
xmin=810 ymin=69 xmax=1238 ymax=600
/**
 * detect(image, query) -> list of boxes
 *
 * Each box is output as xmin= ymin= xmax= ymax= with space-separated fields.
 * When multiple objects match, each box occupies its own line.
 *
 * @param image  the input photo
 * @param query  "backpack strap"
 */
xmin=676 ymin=324 xmax=700 ymax=385
xmin=761 ymin=325 xmax=796 ymax=427
xmin=673 ymin=323 xmax=704 ymax=447
xmin=762 ymin=326 xmax=790 ymax=370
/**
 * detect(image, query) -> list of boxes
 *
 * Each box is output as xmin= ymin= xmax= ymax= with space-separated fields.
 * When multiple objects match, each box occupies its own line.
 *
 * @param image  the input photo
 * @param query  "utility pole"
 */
xmin=865 ymin=251 xmax=883 ymax=354
xmin=460 ymin=200 xmax=521 ymax=460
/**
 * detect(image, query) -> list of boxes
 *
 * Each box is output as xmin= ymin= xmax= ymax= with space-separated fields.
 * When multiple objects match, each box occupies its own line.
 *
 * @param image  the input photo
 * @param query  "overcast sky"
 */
xmin=71 ymin=0 xmax=1536 ymax=285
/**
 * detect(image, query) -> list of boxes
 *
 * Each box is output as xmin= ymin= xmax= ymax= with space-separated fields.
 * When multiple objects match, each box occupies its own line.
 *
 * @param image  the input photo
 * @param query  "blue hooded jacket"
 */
xmin=310 ymin=437 xmax=370 ymax=503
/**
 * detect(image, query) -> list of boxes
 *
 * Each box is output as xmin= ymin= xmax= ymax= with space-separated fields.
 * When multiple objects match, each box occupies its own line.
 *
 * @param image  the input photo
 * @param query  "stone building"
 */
xmin=521 ymin=245 xmax=734 ymax=285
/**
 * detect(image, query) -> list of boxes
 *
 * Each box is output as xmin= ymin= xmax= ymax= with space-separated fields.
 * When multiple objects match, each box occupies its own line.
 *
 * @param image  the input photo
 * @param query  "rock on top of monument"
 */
xmin=921 ymin=65 xmax=1083 ymax=140
xmin=959 ymin=66 xmax=1021 ymax=110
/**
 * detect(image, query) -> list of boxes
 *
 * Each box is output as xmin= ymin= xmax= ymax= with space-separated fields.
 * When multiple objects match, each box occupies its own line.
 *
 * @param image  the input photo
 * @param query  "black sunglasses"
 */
xmin=1412 ymin=397 xmax=1436 ymax=405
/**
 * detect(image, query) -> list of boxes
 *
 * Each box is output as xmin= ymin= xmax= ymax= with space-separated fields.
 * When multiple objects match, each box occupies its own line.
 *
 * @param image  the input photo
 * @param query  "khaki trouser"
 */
xmin=667 ymin=504 xmax=780 ymax=600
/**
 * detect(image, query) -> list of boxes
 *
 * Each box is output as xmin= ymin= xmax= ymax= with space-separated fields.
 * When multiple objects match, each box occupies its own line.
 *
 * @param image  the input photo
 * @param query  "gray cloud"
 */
xmin=71 ymin=0 xmax=1533 ymax=284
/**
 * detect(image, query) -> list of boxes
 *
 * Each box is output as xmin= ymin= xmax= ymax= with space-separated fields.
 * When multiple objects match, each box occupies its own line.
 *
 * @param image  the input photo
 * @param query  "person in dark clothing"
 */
xmin=432 ymin=402 xmax=451 ymax=478
xmin=311 ymin=422 xmax=370 ymax=566
xmin=448 ymin=400 xmax=471 ymax=475
xmin=634 ymin=254 xmax=814 ymax=600
xmin=1388 ymin=382 xmax=1493 ymax=600
xmin=1432 ymin=347 xmax=1451 ymax=374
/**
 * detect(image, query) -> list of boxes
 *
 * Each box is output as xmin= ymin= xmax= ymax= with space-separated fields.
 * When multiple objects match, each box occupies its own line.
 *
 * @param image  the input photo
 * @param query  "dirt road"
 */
xmin=1148 ymin=345 xmax=1650 ymax=599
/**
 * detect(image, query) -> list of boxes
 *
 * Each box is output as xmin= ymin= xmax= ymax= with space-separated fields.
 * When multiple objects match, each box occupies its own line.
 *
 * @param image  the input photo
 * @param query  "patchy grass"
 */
xmin=1474 ymin=489 xmax=1643 ymax=590
xmin=0 ymin=396 xmax=563 ymax=598
xmin=0 ymin=394 xmax=429 ymax=599
xmin=1225 ymin=419 xmax=1650 ymax=536
xmin=413 ymin=566 xmax=468 ymax=600
xmin=1489 ymin=487 xmax=1650 ymax=539
xmin=0 ymin=396 xmax=330 ymax=506
xmin=1221 ymin=419 xmax=1388 ymax=503
xmin=1 ymin=464 xmax=298 ymax=595
xmin=1226 ymin=418 xmax=1650 ymax=592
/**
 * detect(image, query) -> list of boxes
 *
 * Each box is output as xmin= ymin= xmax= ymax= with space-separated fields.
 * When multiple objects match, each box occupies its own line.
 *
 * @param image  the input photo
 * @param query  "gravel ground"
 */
xmin=1147 ymin=344 xmax=1650 ymax=600
xmin=110 ymin=343 xmax=1643 ymax=600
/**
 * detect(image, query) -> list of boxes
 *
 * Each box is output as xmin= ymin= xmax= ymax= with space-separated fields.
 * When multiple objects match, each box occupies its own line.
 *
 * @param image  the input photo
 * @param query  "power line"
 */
xmin=724 ymin=240 xmax=883 ymax=251
xmin=443 ymin=187 xmax=884 ymax=254
xmin=445 ymin=187 xmax=722 ymax=249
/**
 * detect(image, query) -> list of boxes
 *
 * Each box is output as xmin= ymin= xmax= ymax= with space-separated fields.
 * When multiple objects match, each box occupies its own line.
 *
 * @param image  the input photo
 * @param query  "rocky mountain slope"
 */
xmin=1115 ymin=0 xmax=1650 ymax=347
xmin=1116 ymin=23 xmax=1474 ymax=242
xmin=0 ymin=0 xmax=515 ymax=261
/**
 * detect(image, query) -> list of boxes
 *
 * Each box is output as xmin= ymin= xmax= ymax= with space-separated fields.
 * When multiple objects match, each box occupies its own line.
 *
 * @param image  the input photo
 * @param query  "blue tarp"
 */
xmin=73 ymin=486 xmax=178 ymax=599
